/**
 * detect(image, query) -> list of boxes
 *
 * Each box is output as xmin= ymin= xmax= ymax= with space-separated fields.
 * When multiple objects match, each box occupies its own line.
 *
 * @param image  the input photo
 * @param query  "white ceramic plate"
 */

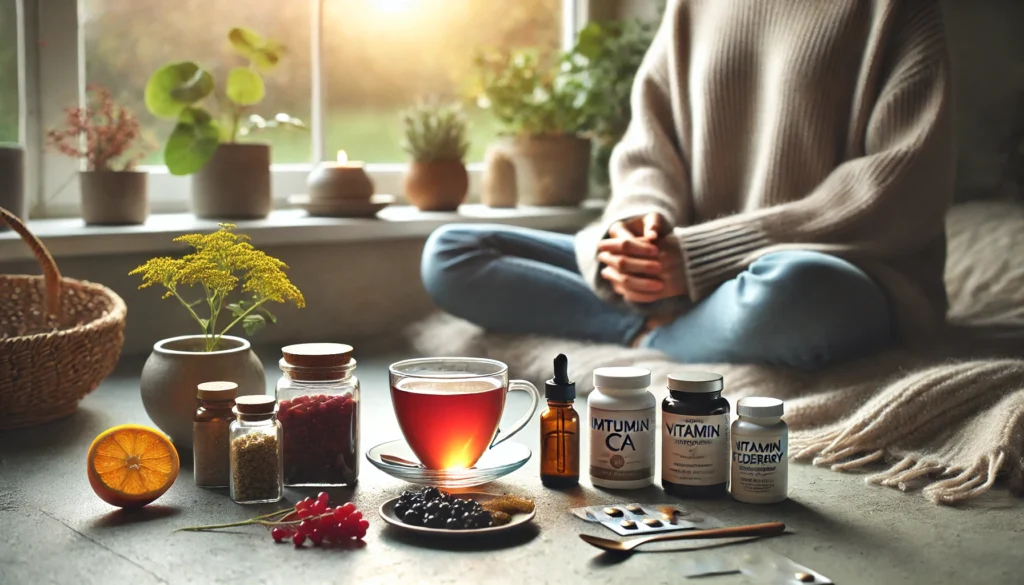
xmin=379 ymin=492 xmax=536 ymax=537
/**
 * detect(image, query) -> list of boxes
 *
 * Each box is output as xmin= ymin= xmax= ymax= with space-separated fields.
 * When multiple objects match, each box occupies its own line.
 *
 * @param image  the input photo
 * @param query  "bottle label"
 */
xmin=730 ymin=434 xmax=788 ymax=501
xmin=589 ymin=406 xmax=655 ymax=482
xmin=661 ymin=412 xmax=729 ymax=486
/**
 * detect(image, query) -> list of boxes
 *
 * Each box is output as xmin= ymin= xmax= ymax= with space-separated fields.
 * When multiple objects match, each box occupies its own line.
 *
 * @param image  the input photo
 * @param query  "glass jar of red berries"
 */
xmin=276 ymin=343 xmax=359 ymax=487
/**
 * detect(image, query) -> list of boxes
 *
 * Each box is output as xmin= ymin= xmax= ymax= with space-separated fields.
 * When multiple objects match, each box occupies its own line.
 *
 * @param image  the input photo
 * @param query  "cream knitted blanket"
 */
xmin=409 ymin=201 xmax=1024 ymax=505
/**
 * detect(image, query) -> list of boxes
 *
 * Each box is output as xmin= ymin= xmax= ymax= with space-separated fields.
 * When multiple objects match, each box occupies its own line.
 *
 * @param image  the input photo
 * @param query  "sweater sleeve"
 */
xmin=673 ymin=5 xmax=955 ymax=302
xmin=574 ymin=3 xmax=692 ymax=305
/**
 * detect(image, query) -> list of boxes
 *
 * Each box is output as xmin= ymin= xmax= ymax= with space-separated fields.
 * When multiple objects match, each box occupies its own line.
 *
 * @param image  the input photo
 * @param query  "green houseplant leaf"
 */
xmin=225 ymin=67 xmax=266 ymax=106
xmin=228 ymin=27 xmax=284 ymax=70
xmin=145 ymin=61 xmax=214 ymax=119
xmin=241 ymin=313 xmax=266 ymax=336
xmin=164 ymin=107 xmax=220 ymax=175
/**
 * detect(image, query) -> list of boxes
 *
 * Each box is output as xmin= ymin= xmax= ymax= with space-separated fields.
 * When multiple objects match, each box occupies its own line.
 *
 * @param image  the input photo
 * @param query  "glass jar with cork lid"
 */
xmin=193 ymin=381 xmax=238 ymax=488
xmin=276 ymin=343 xmax=359 ymax=487
xmin=229 ymin=395 xmax=283 ymax=504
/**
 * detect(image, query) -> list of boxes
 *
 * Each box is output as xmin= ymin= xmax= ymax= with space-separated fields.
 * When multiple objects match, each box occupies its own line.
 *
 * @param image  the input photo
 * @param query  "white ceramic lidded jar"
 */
xmin=587 ymin=367 xmax=656 ymax=489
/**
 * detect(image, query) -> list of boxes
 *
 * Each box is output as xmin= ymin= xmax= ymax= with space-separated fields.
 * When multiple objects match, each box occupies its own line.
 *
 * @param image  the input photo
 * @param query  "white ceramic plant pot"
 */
xmin=140 ymin=335 xmax=266 ymax=449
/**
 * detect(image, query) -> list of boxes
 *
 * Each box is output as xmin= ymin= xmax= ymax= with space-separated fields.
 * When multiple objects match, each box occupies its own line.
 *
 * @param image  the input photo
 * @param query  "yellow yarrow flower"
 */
xmin=130 ymin=224 xmax=304 ymax=348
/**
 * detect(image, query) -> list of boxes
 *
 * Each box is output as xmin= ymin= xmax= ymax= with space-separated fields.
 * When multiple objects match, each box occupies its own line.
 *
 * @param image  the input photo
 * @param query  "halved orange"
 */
xmin=87 ymin=424 xmax=180 ymax=508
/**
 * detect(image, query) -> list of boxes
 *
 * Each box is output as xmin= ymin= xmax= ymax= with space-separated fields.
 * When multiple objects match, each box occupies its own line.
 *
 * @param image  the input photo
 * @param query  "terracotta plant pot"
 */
xmin=507 ymin=135 xmax=591 ymax=206
xmin=191 ymin=143 xmax=271 ymax=219
xmin=79 ymin=170 xmax=148 ymax=225
xmin=140 ymin=335 xmax=266 ymax=449
xmin=404 ymin=160 xmax=468 ymax=211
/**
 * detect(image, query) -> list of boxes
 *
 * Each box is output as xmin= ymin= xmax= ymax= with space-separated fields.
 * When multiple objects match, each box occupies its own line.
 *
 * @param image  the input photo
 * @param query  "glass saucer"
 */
xmin=365 ymin=439 xmax=531 ymax=488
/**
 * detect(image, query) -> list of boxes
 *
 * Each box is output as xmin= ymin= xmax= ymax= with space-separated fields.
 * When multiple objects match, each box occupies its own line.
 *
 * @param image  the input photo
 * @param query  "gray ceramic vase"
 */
xmin=140 ymin=335 xmax=266 ymax=449
xmin=507 ymin=135 xmax=591 ymax=206
xmin=191 ymin=143 xmax=271 ymax=219
xmin=79 ymin=170 xmax=148 ymax=225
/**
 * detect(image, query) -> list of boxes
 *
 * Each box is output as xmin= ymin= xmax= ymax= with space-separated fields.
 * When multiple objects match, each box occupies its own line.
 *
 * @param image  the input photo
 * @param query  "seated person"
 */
xmin=420 ymin=0 xmax=954 ymax=370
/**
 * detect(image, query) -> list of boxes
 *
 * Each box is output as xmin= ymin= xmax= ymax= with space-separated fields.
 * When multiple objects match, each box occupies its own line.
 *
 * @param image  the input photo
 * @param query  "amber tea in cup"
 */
xmin=389 ymin=357 xmax=539 ymax=470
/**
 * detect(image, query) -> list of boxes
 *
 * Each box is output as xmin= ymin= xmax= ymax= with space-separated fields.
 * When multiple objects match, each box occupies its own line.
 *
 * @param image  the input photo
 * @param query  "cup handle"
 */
xmin=490 ymin=379 xmax=540 ymax=448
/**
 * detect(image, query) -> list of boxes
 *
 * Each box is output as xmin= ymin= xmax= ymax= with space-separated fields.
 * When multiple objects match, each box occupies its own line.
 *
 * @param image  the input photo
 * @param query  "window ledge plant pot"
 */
xmin=140 ymin=334 xmax=266 ymax=449
xmin=506 ymin=135 xmax=591 ymax=206
xmin=80 ymin=170 xmax=148 ymax=226
xmin=404 ymin=159 xmax=469 ymax=211
xmin=191 ymin=143 xmax=272 ymax=220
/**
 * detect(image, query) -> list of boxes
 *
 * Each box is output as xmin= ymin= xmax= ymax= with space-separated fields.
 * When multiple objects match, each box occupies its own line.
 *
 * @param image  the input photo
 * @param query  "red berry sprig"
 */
xmin=180 ymin=491 xmax=369 ymax=547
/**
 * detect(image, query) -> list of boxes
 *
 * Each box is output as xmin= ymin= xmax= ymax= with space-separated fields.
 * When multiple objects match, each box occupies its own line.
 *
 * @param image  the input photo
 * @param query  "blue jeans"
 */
xmin=421 ymin=224 xmax=892 ymax=370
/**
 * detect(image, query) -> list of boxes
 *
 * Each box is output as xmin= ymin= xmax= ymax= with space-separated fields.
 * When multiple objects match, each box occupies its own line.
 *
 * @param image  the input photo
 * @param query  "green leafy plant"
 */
xmin=401 ymin=102 xmax=470 ymax=162
xmin=129 ymin=224 xmax=305 ymax=352
xmin=144 ymin=28 xmax=305 ymax=176
xmin=570 ymin=19 xmax=655 ymax=186
xmin=471 ymin=50 xmax=593 ymax=136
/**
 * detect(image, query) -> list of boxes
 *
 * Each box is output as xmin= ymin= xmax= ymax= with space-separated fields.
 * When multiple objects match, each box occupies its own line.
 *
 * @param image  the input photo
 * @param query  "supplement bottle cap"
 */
xmin=667 ymin=371 xmax=723 ymax=393
xmin=545 ymin=354 xmax=576 ymax=401
xmin=197 ymin=381 xmax=238 ymax=401
xmin=737 ymin=397 xmax=784 ymax=418
xmin=593 ymin=367 xmax=651 ymax=391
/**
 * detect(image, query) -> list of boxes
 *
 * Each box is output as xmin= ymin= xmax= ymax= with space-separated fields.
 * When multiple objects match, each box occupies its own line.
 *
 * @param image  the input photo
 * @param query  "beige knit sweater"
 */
xmin=575 ymin=0 xmax=955 ymax=341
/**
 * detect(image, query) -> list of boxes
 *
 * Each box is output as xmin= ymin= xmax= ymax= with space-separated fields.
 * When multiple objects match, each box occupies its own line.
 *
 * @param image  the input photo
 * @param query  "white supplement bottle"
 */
xmin=588 ymin=367 xmax=656 ymax=489
xmin=730 ymin=397 xmax=788 ymax=504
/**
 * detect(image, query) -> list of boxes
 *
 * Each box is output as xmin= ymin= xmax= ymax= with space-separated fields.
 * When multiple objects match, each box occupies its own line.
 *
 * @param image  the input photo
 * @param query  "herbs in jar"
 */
xmin=193 ymin=381 xmax=238 ymax=488
xmin=229 ymin=395 xmax=283 ymax=504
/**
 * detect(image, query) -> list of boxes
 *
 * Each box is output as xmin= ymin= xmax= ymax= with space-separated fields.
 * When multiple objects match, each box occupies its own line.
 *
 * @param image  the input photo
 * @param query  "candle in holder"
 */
xmin=0 ymin=144 xmax=25 ymax=229
xmin=306 ymin=150 xmax=374 ymax=201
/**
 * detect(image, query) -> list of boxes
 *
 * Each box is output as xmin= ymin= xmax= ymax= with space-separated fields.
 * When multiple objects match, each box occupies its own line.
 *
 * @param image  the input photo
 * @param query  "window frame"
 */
xmin=18 ymin=0 xmax=590 ymax=219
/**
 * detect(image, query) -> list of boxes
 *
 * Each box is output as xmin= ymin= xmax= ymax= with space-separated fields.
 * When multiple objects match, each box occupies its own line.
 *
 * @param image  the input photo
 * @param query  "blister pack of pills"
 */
xmin=570 ymin=502 xmax=697 ymax=536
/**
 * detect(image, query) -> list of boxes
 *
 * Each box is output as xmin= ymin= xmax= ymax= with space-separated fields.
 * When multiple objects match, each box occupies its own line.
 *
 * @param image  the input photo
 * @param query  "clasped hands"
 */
xmin=598 ymin=212 xmax=687 ymax=304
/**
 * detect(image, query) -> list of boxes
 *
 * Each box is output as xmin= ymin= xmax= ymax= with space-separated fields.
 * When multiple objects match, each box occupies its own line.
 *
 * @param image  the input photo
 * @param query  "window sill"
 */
xmin=0 ymin=202 xmax=603 ymax=262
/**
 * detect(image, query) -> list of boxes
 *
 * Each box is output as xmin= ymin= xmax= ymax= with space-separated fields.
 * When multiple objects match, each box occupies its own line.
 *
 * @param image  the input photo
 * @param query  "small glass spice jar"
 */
xmin=276 ymin=343 xmax=359 ymax=487
xmin=193 ymin=381 xmax=238 ymax=488
xmin=229 ymin=395 xmax=283 ymax=504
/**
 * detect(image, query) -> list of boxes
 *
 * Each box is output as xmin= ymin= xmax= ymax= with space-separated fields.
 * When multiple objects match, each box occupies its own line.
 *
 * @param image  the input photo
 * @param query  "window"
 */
xmin=0 ymin=0 xmax=18 ymax=143
xmin=26 ymin=0 xmax=581 ymax=216
xmin=82 ymin=0 xmax=313 ymax=164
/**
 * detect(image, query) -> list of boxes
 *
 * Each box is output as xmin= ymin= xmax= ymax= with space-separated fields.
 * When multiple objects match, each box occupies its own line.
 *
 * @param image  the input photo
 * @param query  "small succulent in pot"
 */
xmin=46 ymin=85 xmax=152 ymax=225
xmin=401 ymin=102 xmax=470 ymax=211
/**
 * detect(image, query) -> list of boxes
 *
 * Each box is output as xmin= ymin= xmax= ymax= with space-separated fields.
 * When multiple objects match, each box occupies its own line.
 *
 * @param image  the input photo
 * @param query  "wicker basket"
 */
xmin=0 ymin=207 xmax=126 ymax=429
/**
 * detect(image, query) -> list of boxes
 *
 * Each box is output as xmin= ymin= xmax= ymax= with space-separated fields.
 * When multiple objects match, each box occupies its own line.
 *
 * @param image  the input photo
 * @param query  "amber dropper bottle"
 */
xmin=540 ymin=354 xmax=580 ymax=488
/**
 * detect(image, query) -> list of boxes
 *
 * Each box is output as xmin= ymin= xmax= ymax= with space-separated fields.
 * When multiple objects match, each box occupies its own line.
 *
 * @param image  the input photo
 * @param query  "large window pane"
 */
xmin=82 ymin=0 xmax=313 ymax=165
xmin=323 ymin=0 xmax=563 ymax=163
xmin=0 ymin=0 xmax=18 ymax=143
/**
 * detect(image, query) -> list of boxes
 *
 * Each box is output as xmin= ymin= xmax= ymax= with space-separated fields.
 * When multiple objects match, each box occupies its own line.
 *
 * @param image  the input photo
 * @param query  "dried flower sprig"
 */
xmin=130 ymin=224 xmax=305 ymax=352
xmin=45 ymin=85 xmax=150 ymax=171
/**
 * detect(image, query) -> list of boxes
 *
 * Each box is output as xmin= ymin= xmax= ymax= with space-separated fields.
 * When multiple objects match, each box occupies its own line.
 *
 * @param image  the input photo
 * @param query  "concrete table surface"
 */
xmin=1 ymin=353 xmax=1021 ymax=585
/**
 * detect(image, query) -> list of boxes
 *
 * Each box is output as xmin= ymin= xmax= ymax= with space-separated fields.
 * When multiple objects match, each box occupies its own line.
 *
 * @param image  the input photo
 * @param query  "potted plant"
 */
xmin=46 ymin=85 xmax=150 ymax=225
xmin=130 ymin=223 xmax=305 ymax=448
xmin=473 ymin=50 xmax=594 ymax=207
xmin=401 ymin=102 xmax=470 ymax=211
xmin=144 ymin=27 xmax=303 ymax=220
